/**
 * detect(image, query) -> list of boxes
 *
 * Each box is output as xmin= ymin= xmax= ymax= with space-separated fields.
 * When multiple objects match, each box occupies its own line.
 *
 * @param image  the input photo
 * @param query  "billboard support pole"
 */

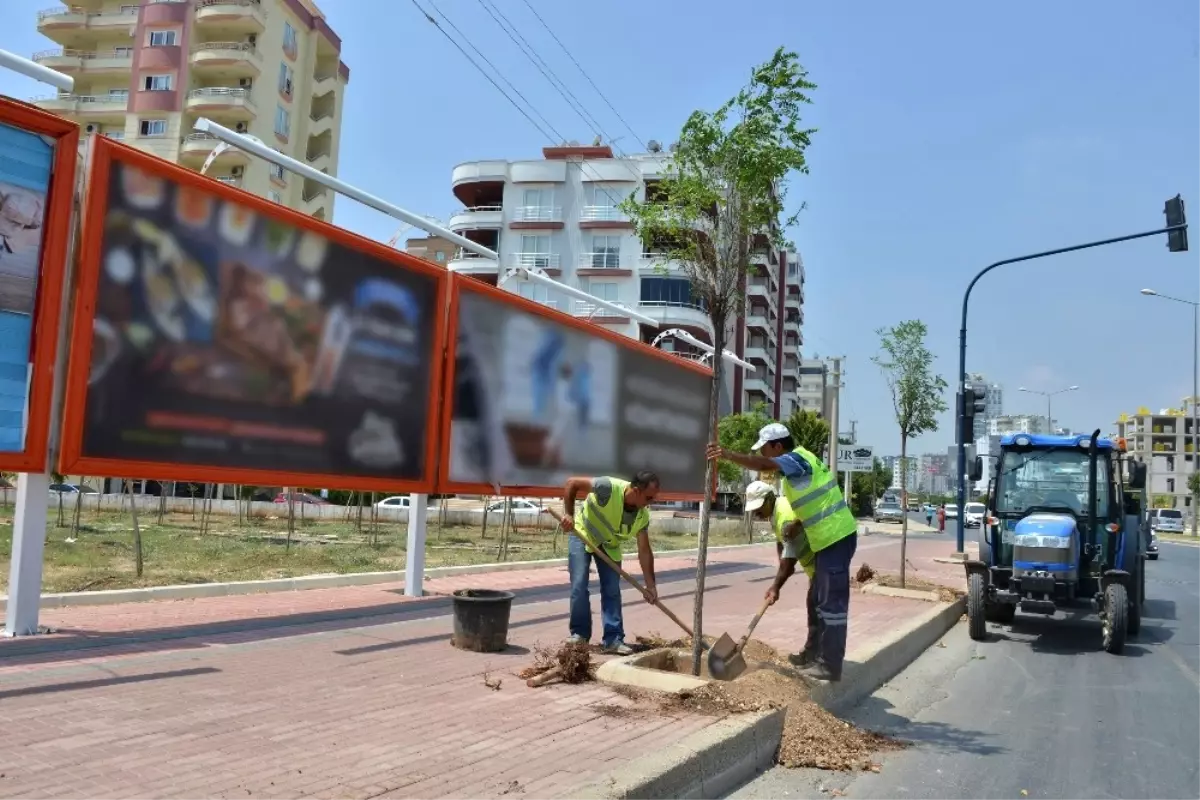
xmin=191 ymin=117 xmax=498 ymax=261
xmin=0 ymin=49 xmax=74 ymax=92
xmin=404 ymin=493 xmax=429 ymax=597
xmin=650 ymin=328 xmax=755 ymax=370
xmin=4 ymin=473 xmax=52 ymax=636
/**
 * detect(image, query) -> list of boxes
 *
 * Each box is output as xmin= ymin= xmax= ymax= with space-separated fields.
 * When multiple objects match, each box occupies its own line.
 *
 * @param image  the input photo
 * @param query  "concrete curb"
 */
xmin=859 ymin=583 xmax=941 ymax=602
xmin=0 ymin=542 xmax=770 ymax=613
xmin=573 ymin=709 xmax=787 ymax=800
xmin=574 ymin=596 xmax=966 ymax=799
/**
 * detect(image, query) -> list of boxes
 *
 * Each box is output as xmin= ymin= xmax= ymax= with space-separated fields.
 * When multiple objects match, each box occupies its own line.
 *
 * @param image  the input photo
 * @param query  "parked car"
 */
xmin=273 ymin=492 xmax=327 ymax=505
xmin=48 ymin=483 xmax=98 ymax=495
xmin=485 ymin=498 xmax=549 ymax=519
xmin=907 ymin=500 xmax=920 ymax=512
xmin=964 ymin=502 xmax=986 ymax=528
xmin=1149 ymin=508 xmax=1184 ymax=535
xmin=873 ymin=501 xmax=904 ymax=524
xmin=375 ymin=495 xmax=411 ymax=509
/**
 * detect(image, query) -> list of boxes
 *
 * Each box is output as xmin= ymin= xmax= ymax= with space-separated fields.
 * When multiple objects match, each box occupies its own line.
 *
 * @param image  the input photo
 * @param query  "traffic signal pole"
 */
xmin=955 ymin=221 xmax=1189 ymax=555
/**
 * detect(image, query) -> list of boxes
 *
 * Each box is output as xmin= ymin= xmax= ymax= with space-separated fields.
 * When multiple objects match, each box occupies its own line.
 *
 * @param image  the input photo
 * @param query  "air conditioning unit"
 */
xmin=235 ymin=122 xmax=247 ymax=132
xmin=247 ymin=34 xmax=257 ymax=45
xmin=231 ymin=166 xmax=244 ymax=177
xmin=85 ymin=123 xmax=97 ymax=134
xmin=239 ymin=77 xmax=252 ymax=87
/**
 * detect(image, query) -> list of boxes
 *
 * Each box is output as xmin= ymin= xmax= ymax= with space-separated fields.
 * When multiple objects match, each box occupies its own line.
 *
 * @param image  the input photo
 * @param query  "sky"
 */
xmin=2 ymin=0 xmax=1198 ymax=458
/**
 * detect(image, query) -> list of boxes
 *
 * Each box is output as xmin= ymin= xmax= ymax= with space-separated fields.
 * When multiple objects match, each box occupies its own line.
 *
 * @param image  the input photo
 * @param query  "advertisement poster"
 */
xmin=0 ymin=121 xmax=53 ymax=453
xmin=76 ymin=157 xmax=441 ymax=482
xmin=448 ymin=287 xmax=711 ymax=495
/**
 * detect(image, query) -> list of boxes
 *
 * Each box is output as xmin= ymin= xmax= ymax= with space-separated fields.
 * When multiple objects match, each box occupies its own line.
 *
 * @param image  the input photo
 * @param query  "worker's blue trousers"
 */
xmin=812 ymin=532 xmax=858 ymax=676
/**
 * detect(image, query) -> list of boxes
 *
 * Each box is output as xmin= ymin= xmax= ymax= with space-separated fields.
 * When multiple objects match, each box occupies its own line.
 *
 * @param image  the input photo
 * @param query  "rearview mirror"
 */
xmin=1128 ymin=461 xmax=1147 ymax=491
xmin=968 ymin=456 xmax=983 ymax=483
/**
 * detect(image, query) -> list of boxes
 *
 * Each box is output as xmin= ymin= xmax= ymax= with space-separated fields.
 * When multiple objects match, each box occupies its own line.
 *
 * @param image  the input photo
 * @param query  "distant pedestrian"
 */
xmin=926 ymin=505 xmax=934 ymax=527
xmin=937 ymin=504 xmax=946 ymax=533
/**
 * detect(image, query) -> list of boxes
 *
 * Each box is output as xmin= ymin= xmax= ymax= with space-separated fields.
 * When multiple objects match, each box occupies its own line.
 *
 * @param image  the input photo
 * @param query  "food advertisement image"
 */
xmin=80 ymin=159 xmax=439 ymax=480
xmin=448 ymin=288 xmax=711 ymax=494
xmin=0 ymin=120 xmax=52 ymax=453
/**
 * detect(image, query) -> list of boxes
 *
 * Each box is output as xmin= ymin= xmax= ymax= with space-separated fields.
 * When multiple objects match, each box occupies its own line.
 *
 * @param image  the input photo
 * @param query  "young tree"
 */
xmin=784 ymin=408 xmax=830 ymax=456
xmin=716 ymin=404 xmax=773 ymax=484
xmin=623 ymin=47 xmax=816 ymax=675
xmin=872 ymin=320 xmax=948 ymax=586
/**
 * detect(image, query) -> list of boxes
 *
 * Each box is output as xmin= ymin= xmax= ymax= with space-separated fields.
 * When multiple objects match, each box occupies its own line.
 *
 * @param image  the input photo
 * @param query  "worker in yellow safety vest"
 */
xmin=560 ymin=471 xmax=661 ymax=656
xmin=709 ymin=423 xmax=858 ymax=681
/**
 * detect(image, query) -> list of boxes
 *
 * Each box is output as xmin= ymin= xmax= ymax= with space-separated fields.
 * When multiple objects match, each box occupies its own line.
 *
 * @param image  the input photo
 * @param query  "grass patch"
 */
xmin=0 ymin=505 xmax=759 ymax=593
xmin=1155 ymin=532 xmax=1200 ymax=545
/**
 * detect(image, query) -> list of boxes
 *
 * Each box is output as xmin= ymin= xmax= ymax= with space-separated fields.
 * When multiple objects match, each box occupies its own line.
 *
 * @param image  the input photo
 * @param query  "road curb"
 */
xmin=0 ymin=542 xmax=770 ymax=613
xmin=572 ymin=596 xmax=966 ymax=798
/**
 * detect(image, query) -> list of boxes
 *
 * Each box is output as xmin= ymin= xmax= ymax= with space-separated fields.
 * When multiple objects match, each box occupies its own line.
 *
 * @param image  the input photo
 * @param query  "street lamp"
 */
xmin=1016 ymin=385 xmax=1079 ymax=432
xmin=1140 ymin=287 xmax=1199 ymax=536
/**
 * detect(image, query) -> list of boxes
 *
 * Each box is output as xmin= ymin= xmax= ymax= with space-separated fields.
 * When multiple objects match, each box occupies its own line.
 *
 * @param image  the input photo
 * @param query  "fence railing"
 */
xmin=510 ymin=252 xmax=560 ymax=269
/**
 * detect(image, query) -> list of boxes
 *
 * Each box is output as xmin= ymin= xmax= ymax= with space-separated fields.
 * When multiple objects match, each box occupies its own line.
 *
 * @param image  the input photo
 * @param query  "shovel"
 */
xmin=547 ymin=507 xmax=708 ymax=651
xmin=708 ymin=595 xmax=772 ymax=681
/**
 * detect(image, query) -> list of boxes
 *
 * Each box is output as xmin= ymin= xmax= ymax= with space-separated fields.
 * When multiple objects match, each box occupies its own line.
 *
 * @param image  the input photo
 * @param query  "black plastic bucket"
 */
xmin=450 ymin=589 xmax=515 ymax=652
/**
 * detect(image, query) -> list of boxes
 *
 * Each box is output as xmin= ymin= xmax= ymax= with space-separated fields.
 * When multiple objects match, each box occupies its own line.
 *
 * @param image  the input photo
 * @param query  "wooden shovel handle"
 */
xmin=547 ymin=507 xmax=698 ymax=643
xmin=738 ymin=596 xmax=773 ymax=651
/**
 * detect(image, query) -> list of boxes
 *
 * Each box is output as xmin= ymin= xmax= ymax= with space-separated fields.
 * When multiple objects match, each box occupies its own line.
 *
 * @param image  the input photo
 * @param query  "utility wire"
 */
xmin=474 ymin=0 xmax=612 ymax=144
xmin=517 ymin=0 xmax=650 ymax=153
xmin=408 ymin=0 xmax=559 ymax=144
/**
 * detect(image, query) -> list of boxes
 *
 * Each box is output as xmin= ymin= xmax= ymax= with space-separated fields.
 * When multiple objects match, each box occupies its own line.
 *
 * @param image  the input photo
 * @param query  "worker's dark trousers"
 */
xmin=813 ymin=532 xmax=858 ymax=676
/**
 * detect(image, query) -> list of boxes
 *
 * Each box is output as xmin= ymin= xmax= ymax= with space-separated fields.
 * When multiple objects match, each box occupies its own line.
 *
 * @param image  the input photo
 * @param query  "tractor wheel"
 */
xmin=1102 ymin=583 xmax=1128 ymax=654
xmin=967 ymin=572 xmax=987 ymax=641
xmin=986 ymin=603 xmax=1016 ymax=624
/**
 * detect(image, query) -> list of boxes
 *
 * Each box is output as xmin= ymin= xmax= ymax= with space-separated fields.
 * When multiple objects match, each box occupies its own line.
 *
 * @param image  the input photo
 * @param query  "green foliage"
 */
xmin=844 ymin=458 xmax=893 ymax=517
xmin=717 ymin=404 xmax=773 ymax=483
xmin=872 ymin=320 xmax=949 ymax=444
xmin=783 ymin=408 xmax=830 ymax=457
xmin=1190 ymin=471 xmax=1199 ymax=497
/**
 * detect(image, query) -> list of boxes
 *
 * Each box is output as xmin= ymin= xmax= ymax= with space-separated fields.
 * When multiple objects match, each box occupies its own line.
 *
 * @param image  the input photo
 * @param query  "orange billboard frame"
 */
xmin=0 ymin=99 xmax=79 ymax=474
xmin=436 ymin=273 xmax=713 ymax=501
xmin=57 ymin=137 xmax=449 ymax=493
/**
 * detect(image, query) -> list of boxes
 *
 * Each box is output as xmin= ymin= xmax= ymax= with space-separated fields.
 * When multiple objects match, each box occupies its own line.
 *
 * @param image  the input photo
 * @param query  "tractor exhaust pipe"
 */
xmin=1087 ymin=428 xmax=1101 ymax=564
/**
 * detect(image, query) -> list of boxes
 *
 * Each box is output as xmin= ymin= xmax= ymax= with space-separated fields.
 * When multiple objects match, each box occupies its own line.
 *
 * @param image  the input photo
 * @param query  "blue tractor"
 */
xmin=963 ymin=429 xmax=1149 ymax=653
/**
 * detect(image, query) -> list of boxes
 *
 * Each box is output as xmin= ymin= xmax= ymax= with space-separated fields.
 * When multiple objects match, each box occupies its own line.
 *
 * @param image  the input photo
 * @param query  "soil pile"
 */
xmin=873 ymin=572 xmax=965 ymax=603
xmin=854 ymin=563 xmax=877 ymax=584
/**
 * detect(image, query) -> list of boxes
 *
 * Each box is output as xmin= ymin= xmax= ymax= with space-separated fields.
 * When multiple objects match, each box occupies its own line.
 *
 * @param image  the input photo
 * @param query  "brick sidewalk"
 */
xmin=0 ymin=535 xmax=959 ymax=799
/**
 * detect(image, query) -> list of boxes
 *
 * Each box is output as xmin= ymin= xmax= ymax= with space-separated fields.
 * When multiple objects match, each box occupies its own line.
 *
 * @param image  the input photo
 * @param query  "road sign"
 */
xmin=837 ymin=444 xmax=874 ymax=472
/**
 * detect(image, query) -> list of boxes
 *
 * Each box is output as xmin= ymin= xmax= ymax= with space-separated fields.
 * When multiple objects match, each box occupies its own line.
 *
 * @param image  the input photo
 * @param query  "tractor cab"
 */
xmin=964 ymin=430 xmax=1148 ymax=654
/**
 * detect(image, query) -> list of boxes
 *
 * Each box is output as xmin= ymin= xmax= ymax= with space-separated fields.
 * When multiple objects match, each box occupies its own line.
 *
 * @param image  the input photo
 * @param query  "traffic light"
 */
xmin=1165 ymin=194 xmax=1188 ymax=253
xmin=961 ymin=386 xmax=987 ymax=441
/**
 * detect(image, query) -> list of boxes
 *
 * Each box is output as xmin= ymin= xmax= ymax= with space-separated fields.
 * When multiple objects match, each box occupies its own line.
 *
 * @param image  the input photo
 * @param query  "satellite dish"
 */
xmin=647 ymin=140 xmax=661 ymax=153
xmin=568 ymin=140 xmax=581 ymax=146
xmin=592 ymin=135 xmax=602 ymax=146
xmin=668 ymin=141 xmax=679 ymax=152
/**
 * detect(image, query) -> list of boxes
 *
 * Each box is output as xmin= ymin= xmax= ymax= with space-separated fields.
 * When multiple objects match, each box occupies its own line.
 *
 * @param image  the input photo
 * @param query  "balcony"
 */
xmin=33 ymin=48 xmax=133 ymax=74
xmin=308 ymin=109 xmax=334 ymax=137
xmin=744 ymin=377 xmax=775 ymax=399
xmin=638 ymin=252 xmax=685 ymax=275
xmin=180 ymin=132 xmax=249 ymax=164
xmin=745 ymin=311 xmax=773 ymax=332
xmin=747 ymin=278 xmax=777 ymax=307
xmin=32 ymin=93 xmax=128 ymax=120
xmin=579 ymin=205 xmax=629 ymax=229
xmin=448 ymin=205 xmax=503 ymax=230
xmin=36 ymin=7 xmax=88 ymax=37
xmin=448 ymin=248 xmax=500 ymax=275
xmin=212 ymin=176 xmax=243 ymax=189
xmin=509 ymin=252 xmax=561 ymax=272
xmin=636 ymin=301 xmax=715 ymax=341
xmin=186 ymin=87 xmax=256 ymax=118
xmin=744 ymin=342 xmax=774 ymax=365
xmin=312 ymin=72 xmax=338 ymax=97
xmin=749 ymin=250 xmax=771 ymax=267
xmin=37 ymin=6 xmax=137 ymax=42
xmin=190 ymin=42 xmax=261 ymax=78
xmin=194 ymin=0 xmax=266 ymax=34
xmin=784 ymin=292 xmax=801 ymax=311
xmin=512 ymin=206 xmax=563 ymax=224
xmin=572 ymin=301 xmax=632 ymax=323
xmin=452 ymin=160 xmax=508 ymax=190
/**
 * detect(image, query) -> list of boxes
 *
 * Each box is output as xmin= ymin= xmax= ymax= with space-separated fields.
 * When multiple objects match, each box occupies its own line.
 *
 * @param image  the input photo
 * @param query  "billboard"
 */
xmin=441 ymin=279 xmax=712 ymax=497
xmin=836 ymin=444 xmax=874 ymax=472
xmin=0 ymin=99 xmax=78 ymax=473
xmin=59 ymin=139 xmax=447 ymax=491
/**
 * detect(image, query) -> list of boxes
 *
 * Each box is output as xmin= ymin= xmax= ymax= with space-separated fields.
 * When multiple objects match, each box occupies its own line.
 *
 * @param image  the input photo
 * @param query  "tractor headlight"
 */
xmin=1078 ymin=438 xmax=1092 ymax=450
xmin=1014 ymin=435 xmax=1031 ymax=447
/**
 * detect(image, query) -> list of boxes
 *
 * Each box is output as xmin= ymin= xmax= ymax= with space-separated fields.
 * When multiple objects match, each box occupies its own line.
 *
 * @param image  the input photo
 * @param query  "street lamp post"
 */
xmin=1017 ymin=385 xmax=1079 ymax=432
xmin=1140 ymin=288 xmax=1200 ymax=536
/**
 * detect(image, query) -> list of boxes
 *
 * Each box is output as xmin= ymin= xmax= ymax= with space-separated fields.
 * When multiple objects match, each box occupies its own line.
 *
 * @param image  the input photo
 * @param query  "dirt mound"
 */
xmin=872 ymin=572 xmax=965 ymax=603
xmin=855 ymin=563 xmax=876 ymax=584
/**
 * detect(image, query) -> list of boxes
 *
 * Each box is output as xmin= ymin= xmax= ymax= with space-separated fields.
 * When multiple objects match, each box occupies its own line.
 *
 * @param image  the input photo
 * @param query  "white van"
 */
xmin=1149 ymin=508 xmax=1184 ymax=534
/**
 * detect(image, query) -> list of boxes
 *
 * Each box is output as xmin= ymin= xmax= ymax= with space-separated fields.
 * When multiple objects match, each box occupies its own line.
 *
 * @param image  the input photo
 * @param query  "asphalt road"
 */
xmin=727 ymin=541 xmax=1200 ymax=800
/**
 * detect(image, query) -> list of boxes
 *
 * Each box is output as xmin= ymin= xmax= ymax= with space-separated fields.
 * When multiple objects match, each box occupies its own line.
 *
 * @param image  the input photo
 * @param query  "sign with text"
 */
xmin=441 ymin=280 xmax=712 ymax=497
xmin=0 ymin=100 xmax=77 ymax=473
xmin=59 ymin=140 xmax=446 ymax=491
xmin=837 ymin=444 xmax=874 ymax=472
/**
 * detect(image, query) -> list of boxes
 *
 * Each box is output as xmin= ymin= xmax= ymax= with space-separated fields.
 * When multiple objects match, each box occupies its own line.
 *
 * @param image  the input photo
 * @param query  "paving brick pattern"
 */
xmin=0 ymin=532 xmax=963 ymax=799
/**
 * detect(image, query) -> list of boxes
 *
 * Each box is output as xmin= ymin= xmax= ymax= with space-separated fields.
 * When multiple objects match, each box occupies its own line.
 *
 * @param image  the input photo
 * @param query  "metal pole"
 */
xmin=1047 ymin=395 xmax=1052 ymax=433
xmin=827 ymin=357 xmax=841 ymax=472
xmin=956 ymin=223 xmax=1187 ymax=554
xmin=192 ymin=118 xmax=498 ymax=260
xmin=1193 ymin=303 xmax=1198 ymax=535
xmin=0 ymin=49 xmax=74 ymax=92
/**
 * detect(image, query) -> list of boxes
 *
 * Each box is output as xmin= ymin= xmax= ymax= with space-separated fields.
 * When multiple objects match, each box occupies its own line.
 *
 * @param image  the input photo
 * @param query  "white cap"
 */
xmin=744 ymin=480 xmax=776 ymax=512
xmin=751 ymin=422 xmax=790 ymax=452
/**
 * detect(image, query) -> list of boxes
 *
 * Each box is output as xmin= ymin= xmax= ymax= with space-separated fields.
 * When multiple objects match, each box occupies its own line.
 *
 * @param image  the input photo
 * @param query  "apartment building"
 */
xmin=987 ymin=413 xmax=1052 ymax=436
xmin=794 ymin=357 xmax=829 ymax=419
xmin=1114 ymin=400 xmax=1198 ymax=518
xmin=405 ymin=234 xmax=457 ymax=266
xmin=30 ymin=0 xmax=348 ymax=218
xmin=448 ymin=143 xmax=805 ymax=416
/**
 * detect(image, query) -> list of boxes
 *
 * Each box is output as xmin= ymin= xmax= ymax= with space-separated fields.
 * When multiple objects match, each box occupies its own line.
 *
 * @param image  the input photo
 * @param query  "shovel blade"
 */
xmin=707 ymin=632 xmax=747 ymax=681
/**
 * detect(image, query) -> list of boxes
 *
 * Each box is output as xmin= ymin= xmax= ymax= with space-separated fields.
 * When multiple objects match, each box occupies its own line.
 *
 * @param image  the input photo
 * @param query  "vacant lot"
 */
xmin=0 ymin=500 xmax=763 ymax=593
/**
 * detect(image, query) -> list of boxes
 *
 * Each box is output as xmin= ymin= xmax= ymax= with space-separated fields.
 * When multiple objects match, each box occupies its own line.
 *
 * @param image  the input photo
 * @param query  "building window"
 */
xmin=269 ymin=162 xmax=286 ymax=182
xmin=520 ymin=188 xmax=555 ymax=221
xmin=586 ymin=184 xmax=629 ymax=218
xmin=147 ymin=30 xmax=177 ymax=47
xmin=282 ymin=22 xmax=298 ymax=58
xmin=435 ymin=251 xmax=447 ymax=263
xmin=640 ymin=277 xmax=705 ymax=309
xmin=274 ymin=105 xmax=290 ymax=139
xmin=277 ymin=63 xmax=294 ymax=97
xmin=139 ymin=119 xmax=167 ymax=137
xmin=586 ymin=282 xmax=618 ymax=302
xmin=268 ymin=190 xmax=283 ymax=204
xmin=107 ymin=89 xmax=129 ymax=99
xmin=517 ymin=282 xmax=548 ymax=304
xmin=519 ymin=234 xmax=550 ymax=268
xmin=143 ymin=74 xmax=172 ymax=91
xmin=590 ymin=235 xmax=620 ymax=268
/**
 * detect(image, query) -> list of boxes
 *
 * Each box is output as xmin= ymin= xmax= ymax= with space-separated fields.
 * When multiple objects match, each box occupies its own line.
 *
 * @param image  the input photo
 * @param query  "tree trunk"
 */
xmin=286 ymin=490 xmax=295 ymax=552
xmin=126 ymin=480 xmax=144 ymax=578
xmin=56 ymin=490 xmax=64 ymax=528
xmin=72 ymin=483 xmax=84 ymax=538
xmin=899 ymin=436 xmax=908 ymax=588
xmin=481 ymin=496 xmax=491 ymax=539
xmin=691 ymin=325 xmax=725 ymax=676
